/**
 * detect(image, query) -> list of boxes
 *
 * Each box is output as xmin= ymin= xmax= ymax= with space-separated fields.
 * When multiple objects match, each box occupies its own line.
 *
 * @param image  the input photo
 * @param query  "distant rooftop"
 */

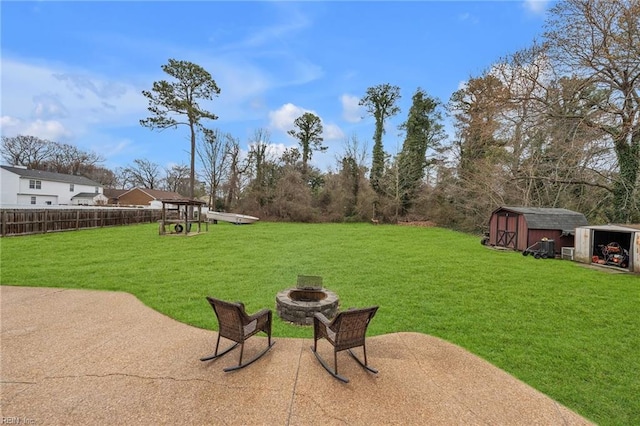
xmin=1 ymin=165 xmax=101 ymax=187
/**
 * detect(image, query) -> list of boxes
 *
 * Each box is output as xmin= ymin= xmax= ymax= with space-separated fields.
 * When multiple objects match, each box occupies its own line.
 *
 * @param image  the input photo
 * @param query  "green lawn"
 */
xmin=1 ymin=222 xmax=638 ymax=425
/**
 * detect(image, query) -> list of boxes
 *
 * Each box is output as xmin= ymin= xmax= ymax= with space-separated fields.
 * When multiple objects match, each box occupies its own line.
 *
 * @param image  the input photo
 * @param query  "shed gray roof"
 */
xmin=579 ymin=224 xmax=640 ymax=232
xmin=1 ymin=165 xmax=101 ymax=187
xmin=498 ymin=206 xmax=588 ymax=233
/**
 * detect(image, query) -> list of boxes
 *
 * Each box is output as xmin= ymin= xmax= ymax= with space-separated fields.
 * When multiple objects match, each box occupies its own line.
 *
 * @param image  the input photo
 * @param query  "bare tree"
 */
xmin=248 ymin=129 xmax=273 ymax=191
xmin=165 ymin=163 xmax=190 ymax=195
xmin=339 ymin=133 xmax=369 ymax=170
xmin=1 ymin=135 xmax=52 ymax=168
xmin=245 ymin=128 xmax=280 ymax=210
xmin=336 ymin=133 xmax=369 ymax=218
xmin=84 ymin=166 xmax=118 ymax=188
xmin=1 ymin=135 xmax=104 ymax=177
xmin=113 ymin=167 xmax=134 ymax=189
xmin=123 ymin=159 xmax=163 ymax=189
xmin=46 ymin=142 xmax=103 ymax=175
xmin=197 ymin=128 xmax=229 ymax=209
xmin=223 ymin=136 xmax=250 ymax=210
xmin=271 ymin=167 xmax=314 ymax=221
xmin=544 ymin=0 xmax=640 ymax=222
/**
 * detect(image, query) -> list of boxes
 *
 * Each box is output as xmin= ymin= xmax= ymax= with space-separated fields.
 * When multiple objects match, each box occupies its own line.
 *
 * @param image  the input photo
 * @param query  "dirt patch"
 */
xmin=397 ymin=221 xmax=437 ymax=227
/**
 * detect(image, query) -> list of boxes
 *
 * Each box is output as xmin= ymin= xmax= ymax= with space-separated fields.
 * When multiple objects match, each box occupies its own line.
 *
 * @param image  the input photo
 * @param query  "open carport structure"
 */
xmin=574 ymin=224 xmax=640 ymax=273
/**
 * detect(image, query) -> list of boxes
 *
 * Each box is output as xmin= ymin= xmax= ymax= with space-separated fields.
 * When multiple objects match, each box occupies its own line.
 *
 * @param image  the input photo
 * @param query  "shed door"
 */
xmin=496 ymin=213 xmax=518 ymax=249
xmin=574 ymin=227 xmax=592 ymax=263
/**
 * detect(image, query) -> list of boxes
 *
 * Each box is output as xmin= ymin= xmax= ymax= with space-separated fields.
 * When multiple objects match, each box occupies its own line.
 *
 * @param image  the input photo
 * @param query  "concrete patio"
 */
xmin=0 ymin=286 xmax=593 ymax=425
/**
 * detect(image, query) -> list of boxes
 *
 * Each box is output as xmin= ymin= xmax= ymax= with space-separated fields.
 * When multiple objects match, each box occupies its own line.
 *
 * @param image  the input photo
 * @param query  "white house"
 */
xmin=0 ymin=165 xmax=107 ymax=206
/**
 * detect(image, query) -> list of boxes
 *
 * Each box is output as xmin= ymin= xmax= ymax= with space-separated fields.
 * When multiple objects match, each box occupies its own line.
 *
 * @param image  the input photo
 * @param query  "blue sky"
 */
xmin=1 ymin=1 xmax=553 ymax=173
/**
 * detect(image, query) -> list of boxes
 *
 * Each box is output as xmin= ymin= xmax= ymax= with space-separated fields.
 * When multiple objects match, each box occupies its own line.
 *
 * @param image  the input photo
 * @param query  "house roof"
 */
xmin=103 ymin=188 xmax=128 ymax=199
xmin=141 ymin=188 xmax=184 ymax=199
xmin=71 ymin=192 xmax=102 ymax=199
xmin=1 ymin=165 xmax=101 ymax=187
xmin=496 ymin=206 xmax=588 ymax=233
xmin=119 ymin=188 xmax=184 ymax=200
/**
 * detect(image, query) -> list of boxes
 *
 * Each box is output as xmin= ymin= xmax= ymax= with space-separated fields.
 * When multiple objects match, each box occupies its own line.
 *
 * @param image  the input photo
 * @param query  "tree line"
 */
xmin=2 ymin=0 xmax=638 ymax=231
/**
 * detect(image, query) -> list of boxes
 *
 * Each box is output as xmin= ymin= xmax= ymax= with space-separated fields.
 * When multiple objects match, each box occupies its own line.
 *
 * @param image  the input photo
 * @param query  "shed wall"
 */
xmin=516 ymin=217 xmax=528 ymax=251
xmin=526 ymin=229 xmax=569 ymax=254
xmin=634 ymin=233 xmax=640 ymax=273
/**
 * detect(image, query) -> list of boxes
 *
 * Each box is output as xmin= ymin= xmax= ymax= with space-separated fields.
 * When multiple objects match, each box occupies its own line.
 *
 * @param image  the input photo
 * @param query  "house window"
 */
xmin=29 ymin=180 xmax=42 ymax=189
xmin=95 ymin=187 xmax=99 ymax=194
xmin=30 ymin=196 xmax=36 ymax=205
xmin=70 ymin=184 xmax=74 ymax=192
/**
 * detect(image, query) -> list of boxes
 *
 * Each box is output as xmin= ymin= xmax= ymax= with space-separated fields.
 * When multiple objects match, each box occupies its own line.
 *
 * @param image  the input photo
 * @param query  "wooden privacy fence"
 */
xmin=0 ymin=208 xmax=163 ymax=236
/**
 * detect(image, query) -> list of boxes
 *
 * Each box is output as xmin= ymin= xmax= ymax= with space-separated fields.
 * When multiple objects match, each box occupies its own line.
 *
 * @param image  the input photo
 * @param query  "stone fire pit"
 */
xmin=276 ymin=275 xmax=339 ymax=326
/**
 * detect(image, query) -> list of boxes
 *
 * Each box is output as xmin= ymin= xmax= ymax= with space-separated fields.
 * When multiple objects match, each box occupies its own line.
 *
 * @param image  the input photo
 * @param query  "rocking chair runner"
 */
xmin=200 ymin=296 xmax=275 ymax=372
xmin=311 ymin=306 xmax=379 ymax=383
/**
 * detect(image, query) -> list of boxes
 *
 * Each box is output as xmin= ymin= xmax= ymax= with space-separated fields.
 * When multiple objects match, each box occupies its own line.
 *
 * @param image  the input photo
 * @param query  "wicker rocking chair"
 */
xmin=311 ymin=306 xmax=379 ymax=383
xmin=200 ymin=296 xmax=275 ymax=372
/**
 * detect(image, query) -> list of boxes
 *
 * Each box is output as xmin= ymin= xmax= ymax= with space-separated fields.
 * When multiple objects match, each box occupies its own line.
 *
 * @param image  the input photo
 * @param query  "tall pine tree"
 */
xmin=359 ymin=84 xmax=401 ymax=194
xmin=397 ymin=88 xmax=444 ymax=214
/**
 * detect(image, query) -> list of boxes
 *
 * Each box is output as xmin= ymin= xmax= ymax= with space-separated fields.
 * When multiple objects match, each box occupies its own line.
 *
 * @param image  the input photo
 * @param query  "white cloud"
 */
xmin=1 ymin=57 xmax=146 ymax=138
xmin=523 ymin=0 xmax=550 ymax=14
xmin=458 ymin=12 xmax=479 ymax=24
xmin=208 ymin=4 xmax=322 ymax=93
xmin=340 ymin=94 xmax=362 ymax=123
xmin=53 ymin=73 xmax=128 ymax=99
xmin=210 ymin=58 xmax=270 ymax=104
xmin=263 ymin=143 xmax=289 ymax=160
xmin=87 ymin=135 xmax=135 ymax=160
xmin=32 ymin=94 xmax=69 ymax=119
xmin=0 ymin=115 xmax=72 ymax=142
xmin=323 ymin=123 xmax=344 ymax=141
xmin=0 ymin=116 xmax=21 ymax=128
xmin=268 ymin=103 xmax=344 ymax=142
xmin=23 ymin=119 xmax=73 ymax=141
xmin=217 ymin=4 xmax=310 ymax=51
xmin=285 ymin=59 xmax=324 ymax=86
xmin=268 ymin=103 xmax=307 ymax=133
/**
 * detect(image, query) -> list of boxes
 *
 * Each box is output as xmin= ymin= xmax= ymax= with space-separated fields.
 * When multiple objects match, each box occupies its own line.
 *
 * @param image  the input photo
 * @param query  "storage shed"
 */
xmin=574 ymin=224 xmax=640 ymax=273
xmin=487 ymin=207 xmax=588 ymax=254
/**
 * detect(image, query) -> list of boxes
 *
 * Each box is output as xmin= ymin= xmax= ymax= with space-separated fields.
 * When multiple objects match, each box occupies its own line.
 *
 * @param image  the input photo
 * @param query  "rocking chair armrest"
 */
xmin=313 ymin=312 xmax=332 ymax=328
xmin=247 ymin=308 xmax=272 ymax=323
